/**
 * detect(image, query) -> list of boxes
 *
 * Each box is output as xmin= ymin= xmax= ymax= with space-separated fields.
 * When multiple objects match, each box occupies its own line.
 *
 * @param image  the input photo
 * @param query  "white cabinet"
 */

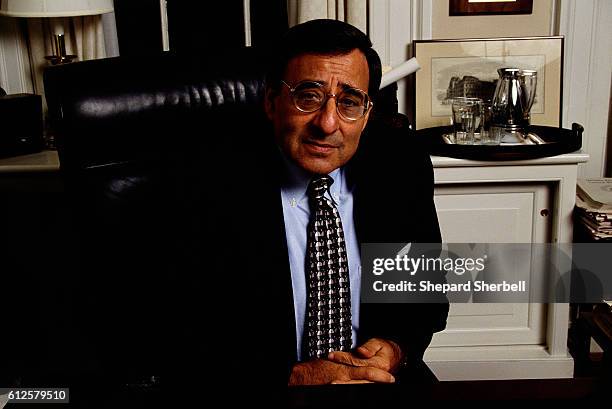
xmin=424 ymin=152 xmax=589 ymax=380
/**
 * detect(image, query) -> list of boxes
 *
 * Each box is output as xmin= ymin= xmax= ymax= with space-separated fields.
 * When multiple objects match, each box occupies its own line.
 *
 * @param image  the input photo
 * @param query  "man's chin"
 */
xmin=296 ymin=157 xmax=341 ymax=175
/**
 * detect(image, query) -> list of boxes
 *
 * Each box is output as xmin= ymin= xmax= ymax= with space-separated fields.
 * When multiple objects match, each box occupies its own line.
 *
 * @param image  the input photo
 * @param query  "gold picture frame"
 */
xmin=413 ymin=36 xmax=563 ymax=130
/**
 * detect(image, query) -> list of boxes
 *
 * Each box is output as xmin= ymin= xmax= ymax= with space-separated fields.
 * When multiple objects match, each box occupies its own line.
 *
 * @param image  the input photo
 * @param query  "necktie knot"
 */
xmin=308 ymin=175 xmax=334 ymax=201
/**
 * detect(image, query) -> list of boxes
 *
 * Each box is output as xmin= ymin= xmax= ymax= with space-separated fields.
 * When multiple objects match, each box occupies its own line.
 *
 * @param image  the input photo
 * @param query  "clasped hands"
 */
xmin=288 ymin=338 xmax=403 ymax=385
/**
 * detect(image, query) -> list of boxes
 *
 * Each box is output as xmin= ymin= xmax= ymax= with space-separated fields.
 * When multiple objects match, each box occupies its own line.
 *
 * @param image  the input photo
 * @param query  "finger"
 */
xmin=330 ymin=380 xmax=374 ymax=384
xmin=329 ymin=351 xmax=390 ymax=372
xmin=327 ymin=351 xmax=368 ymax=367
xmin=356 ymin=339 xmax=384 ymax=358
xmin=356 ymin=346 xmax=375 ymax=358
xmin=350 ymin=366 xmax=395 ymax=383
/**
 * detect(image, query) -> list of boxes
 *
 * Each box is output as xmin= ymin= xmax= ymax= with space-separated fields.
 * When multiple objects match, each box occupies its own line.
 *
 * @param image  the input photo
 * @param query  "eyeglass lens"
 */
xmin=291 ymin=82 xmax=368 ymax=120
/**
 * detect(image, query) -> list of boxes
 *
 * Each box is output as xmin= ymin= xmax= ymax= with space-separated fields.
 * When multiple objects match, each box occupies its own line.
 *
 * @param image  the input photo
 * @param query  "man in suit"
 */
xmin=247 ymin=19 xmax=448 ymax=386
xmin=47 ymin=19 xmax=446 ymax=397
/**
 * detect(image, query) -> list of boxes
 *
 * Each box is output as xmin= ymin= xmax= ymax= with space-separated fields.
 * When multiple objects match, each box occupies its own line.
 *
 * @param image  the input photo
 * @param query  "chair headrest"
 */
xmin=44 ymin=48 xmax=270 ymax=171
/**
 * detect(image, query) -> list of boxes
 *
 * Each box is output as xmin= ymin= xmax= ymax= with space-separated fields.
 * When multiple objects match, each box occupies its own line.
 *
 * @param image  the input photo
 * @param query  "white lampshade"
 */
xmin=0 ymin=0 xmax=113 ymax=17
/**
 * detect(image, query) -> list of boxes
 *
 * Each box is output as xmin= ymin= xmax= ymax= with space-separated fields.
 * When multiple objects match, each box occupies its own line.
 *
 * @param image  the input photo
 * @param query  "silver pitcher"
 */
xmin=491 ymin=68 xmax=537 ymax=141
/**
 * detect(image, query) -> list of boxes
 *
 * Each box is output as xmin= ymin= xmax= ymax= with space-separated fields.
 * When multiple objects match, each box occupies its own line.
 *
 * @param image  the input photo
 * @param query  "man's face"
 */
xmin=265 ymin=49 xmax=371 ymax=175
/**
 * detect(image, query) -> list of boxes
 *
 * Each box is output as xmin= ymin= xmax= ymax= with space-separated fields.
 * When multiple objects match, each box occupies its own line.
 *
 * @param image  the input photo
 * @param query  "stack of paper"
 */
xmin=575 ymin=178 xmax=612 ymax=240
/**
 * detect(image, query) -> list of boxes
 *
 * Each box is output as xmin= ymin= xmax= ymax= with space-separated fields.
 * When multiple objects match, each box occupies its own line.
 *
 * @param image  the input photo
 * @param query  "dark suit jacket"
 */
xmin=173 ymin=108 xmax=449 ymax=386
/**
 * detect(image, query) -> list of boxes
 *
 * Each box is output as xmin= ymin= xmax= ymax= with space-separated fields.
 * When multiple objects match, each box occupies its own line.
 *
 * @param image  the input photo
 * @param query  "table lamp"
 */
xmin=0 ymin=0 xmax=114 ymax=64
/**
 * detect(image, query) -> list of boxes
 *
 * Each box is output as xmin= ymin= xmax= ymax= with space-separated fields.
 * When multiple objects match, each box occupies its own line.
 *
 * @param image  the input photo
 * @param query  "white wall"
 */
xmin=369 ymin=0 xmax=434 ymax=115
xmin=558 ymin=0 xmax=612 ymax=178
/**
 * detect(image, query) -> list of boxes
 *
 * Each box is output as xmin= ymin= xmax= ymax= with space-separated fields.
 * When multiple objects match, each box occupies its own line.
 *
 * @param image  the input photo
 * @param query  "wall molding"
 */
xmin=413 ymin=0 xmax=432 ymax=41
xmin=550 ymin=0 xmax=560 ymax=36
xmin=160 ymin=0 xmax=170 ymax=51
xmin=242 ymin=0 xmax=252 ymax=47
xmin=368 ymin=0 xmax=390 ymax=66
xmin=369 ymin=0 xmax=432 ymax=114
xmin=558 ymin=0 xmax=612 ymax=178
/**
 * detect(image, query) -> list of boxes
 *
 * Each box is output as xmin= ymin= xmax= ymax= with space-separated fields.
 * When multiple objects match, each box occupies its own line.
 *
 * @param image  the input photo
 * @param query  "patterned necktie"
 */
xmin=304 ymin=175 xmax=352 ymax=359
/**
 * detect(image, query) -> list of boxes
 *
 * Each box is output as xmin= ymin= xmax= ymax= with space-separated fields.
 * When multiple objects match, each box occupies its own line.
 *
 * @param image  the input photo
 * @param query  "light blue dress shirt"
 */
xmin=280 ymin=158 xmax=361 ymax=361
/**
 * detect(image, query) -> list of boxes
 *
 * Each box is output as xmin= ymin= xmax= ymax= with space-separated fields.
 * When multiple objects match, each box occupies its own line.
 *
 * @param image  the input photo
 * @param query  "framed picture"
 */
xmin=449 ymin=0 xmax=533 ymax=16
xmin=413 ymin=36 xmax=563 ymax=130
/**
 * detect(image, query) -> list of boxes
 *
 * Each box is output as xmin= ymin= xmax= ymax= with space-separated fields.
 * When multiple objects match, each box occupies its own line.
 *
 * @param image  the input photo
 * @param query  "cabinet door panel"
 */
xmin=430 ymin=184 xmax=551 ymax=346
xmin=435 ymin=191 xmax=534 ymax=243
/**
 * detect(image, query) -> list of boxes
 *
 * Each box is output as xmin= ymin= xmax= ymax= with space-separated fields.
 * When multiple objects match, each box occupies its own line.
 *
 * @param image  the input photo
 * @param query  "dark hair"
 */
xmin=266 ymin=19 xmax=382 ymax=98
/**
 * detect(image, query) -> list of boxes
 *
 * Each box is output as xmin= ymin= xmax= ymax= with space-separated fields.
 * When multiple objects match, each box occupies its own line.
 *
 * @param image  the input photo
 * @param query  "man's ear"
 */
xmin=264 ymin=87 xmax=278 ymax=121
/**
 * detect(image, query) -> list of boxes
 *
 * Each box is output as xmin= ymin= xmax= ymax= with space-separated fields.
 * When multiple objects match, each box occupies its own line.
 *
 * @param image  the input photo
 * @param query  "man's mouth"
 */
xmin=303 ymin=141 xmax=339 ymax=154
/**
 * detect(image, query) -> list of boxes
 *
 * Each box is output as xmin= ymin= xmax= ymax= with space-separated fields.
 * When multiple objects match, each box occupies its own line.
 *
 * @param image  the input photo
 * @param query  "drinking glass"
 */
xmin=479 ymin=101 xmax=501 ymax=145
xmin=451 ymin=97 xmax=481 ymax=145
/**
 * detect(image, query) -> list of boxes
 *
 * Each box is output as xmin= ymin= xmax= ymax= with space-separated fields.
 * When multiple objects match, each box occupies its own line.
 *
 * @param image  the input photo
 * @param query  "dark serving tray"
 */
xmin=419 ymin=123 xmax=583 ymax=161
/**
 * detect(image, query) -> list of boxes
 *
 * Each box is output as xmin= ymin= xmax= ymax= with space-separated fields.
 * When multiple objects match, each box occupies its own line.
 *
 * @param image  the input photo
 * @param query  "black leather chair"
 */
xmin=44 ymin=48 xmax=268 ymax=380
xmin=42 ymin=48 xmax=410 ymax=400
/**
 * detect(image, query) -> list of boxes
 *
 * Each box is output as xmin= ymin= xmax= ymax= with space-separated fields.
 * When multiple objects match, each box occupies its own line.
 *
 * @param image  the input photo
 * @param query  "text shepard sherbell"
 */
xmin=372 ymin=280 xmax=526 ymax=293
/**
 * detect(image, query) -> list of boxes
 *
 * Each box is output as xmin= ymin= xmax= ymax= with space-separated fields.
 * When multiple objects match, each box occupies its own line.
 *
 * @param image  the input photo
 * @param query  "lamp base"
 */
xmin=45 ymin=34 xmax=77 ymax=65
xmin=45 ymin=54 xmax=77 ymax=65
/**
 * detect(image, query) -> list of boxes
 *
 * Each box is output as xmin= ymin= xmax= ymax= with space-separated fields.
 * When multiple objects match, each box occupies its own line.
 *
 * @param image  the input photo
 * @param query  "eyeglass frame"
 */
xmin=280 ymin=80 xmax=373 ymax=121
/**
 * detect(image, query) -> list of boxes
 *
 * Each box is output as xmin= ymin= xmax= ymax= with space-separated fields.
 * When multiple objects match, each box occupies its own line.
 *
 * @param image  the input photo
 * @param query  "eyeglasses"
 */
xmin=281 ymin=80 xmax=372 ymax=121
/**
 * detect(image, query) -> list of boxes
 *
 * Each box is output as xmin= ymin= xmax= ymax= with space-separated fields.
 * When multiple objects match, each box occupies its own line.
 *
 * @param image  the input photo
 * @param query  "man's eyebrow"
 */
xmin=303 ymin=80 xmax=359 ymax=90
xmin=338 ymin=82 xmax=357 ymax=91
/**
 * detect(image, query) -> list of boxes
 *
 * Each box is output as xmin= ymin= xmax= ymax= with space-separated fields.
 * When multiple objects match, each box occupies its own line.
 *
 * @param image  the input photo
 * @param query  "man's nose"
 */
xmin=312 ymin=96 xmax=340 ymax=135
